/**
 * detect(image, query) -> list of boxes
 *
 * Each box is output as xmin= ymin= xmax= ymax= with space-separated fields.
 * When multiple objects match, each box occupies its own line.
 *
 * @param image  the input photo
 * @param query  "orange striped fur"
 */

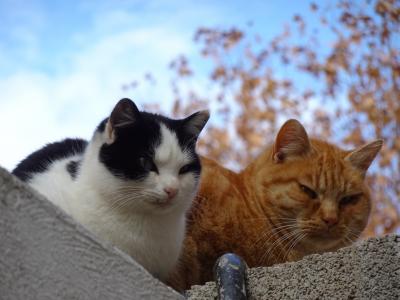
xmin=168 ymin=119 xmax=382 ymax=291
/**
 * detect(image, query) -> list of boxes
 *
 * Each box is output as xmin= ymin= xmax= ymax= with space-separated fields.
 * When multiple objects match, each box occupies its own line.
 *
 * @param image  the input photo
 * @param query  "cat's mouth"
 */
xmin=151 ymin=196 xmax=174 ymax=208
xmin=308 ymin=227 xmax=342 ymax=239
xmin=309 ymin=232 xmax=339 ymax=241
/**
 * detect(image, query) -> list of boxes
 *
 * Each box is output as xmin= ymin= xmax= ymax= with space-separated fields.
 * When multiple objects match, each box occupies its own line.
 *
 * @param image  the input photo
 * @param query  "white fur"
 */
xmin=28 ymin=124 xmax=198 ymax=280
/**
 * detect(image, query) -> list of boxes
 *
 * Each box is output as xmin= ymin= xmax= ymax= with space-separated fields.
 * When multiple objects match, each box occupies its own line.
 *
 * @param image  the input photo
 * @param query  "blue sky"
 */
xmin=0 ymin=0 xmax=324 ymax=170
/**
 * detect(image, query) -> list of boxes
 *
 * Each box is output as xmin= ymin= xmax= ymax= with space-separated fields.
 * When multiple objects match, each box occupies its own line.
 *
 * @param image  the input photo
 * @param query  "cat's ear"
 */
xmin=345 ymin=139 xmax=383 ymax=176
xmin=109 ymin=98 xmax=140 ymax=128
xmin=272 ymin=119 xmax=311 ymax=163
xmin=182 ymin=110 xmax=210 ymax=139
xmin=106 ymin=98 xmax=140 ymax=143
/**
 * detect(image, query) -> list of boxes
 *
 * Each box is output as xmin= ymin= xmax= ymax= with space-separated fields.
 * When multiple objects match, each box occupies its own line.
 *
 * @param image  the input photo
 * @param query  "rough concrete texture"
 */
xmin=248 ymin=234 xmax=400 ymax=299
xmin=187 ymin=235 xmax=400 ymax=300
xmin=0 ymin=167 xmax=183 ymax=300
xmin=186 ymin=282 xmax=218 ymax=299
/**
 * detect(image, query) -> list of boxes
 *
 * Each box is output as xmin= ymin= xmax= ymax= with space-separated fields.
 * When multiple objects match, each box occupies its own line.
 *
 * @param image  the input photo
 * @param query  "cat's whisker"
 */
xmin=272 ymin=230 xmax=299 ymax=263
xmin=253 ymin=227 xmax=286 ymax=257
xmin=347 ymin=229 xmax=361 ymax=239
xmin=254 ymin=224 xmax=297 ymax=261
xmin=240 ymin=217 xmax=271 ymax=223
xmin=269 ymin=217 xmax=298 ymax=222
xmin=109 ymin=198 xmax=138 ymax=212
xmin=343 ymin=235 xmax=354 ymax=246
xmin=108 ymin=193 xmax=146 ymax=201
xmin=256 ymin=221 xmax=300 ymax=244
xmin=278 ymin=232 xmax=300 ymax=262
xmin=342 ymin=224 xmax=359 ymax=236
xmin=261 ymin=229 xmax=299 ymax=264
xmin=282 ymin=232 xmax=308 ymax=262
xmin=252 ymin=230 xmax=274 ymax=255
xmin=113 ymin=189 xmax=160 ymax=198
xmin=259 ymin=224 xmax=302 ymax=264
xmin=107 ymin=192 xmax=155 ymax=210
xmin=111 ymin=190 xmax=161 ymax=200
xmin=269 ymin=218 xmax=301 ymax=229
xmin=270 ymin=225 xmax=300 ymax=236
xmin=338 ymin=230 xmax=356 ymax=247
xmin=241 ymin=218 xmax=297 ymax=228
xmin=341 ymin=225 xmax=361 ymax=244
xmin=278 ymin=228 xmax=309 ymax=262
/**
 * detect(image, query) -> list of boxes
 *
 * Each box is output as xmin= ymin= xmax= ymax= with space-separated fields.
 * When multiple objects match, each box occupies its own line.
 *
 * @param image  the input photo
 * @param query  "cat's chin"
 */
xmin=304 ymin=234 xmax=346 ymax=252
xmin=143 ymin=197 xmax=188 ymax=215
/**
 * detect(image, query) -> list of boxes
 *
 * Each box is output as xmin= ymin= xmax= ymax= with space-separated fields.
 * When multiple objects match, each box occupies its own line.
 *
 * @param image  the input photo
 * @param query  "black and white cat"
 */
xmin=13 ymin=98 xmax=209 ymax=280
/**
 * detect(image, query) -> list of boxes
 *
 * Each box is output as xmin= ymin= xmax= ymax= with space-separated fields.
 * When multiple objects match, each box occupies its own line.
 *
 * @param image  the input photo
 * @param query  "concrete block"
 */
xmin=2 ymin=164 xmax=398 ymax=300
xmin=0 ymin=167 xmax=183 ymax=300
xmin=187 ymin=234 xmax=400 ymax=299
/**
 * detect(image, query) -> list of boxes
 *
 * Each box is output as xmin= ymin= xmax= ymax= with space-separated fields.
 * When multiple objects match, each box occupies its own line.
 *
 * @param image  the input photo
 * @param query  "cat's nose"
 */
xmin=322 ymin=215 xmax=338 ymax=227
xmin=164 ymin=187 xmax=178 ymax=199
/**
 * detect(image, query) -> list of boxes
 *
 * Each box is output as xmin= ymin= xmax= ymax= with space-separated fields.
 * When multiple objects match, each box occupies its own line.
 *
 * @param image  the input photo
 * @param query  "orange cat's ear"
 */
xmin=273 ymin=119 xmax=311 ymax=163
xmin=345 ymin=139 xmax=383 ymax=176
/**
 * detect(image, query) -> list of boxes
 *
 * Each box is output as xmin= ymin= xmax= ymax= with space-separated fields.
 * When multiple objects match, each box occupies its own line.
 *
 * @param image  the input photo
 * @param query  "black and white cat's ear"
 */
xmin=109 ymin=98 xmax=139 ymax=128
xmin=272 ymin=119 xmax=311 ymax=163
xmin=106 ymin=98 xmax=140 ymax=143
xmin=182 ymin=110 xmax=210 ymax=139
xmin=345 ymin=139 xmax=383 ymax=176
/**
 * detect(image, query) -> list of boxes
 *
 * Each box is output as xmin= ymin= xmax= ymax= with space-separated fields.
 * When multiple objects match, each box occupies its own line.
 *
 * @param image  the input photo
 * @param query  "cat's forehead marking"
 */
xmin=312 ymin=152 xmax=348 ymax=195
xmin=154 ymin=124 xmax=187 ymax=165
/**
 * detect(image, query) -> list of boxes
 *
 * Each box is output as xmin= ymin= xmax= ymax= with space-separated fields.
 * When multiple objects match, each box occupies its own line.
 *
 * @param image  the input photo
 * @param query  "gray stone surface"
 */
xmin=247 ymin=234 xmax=399 ymax=300
xmin=1 ymin=164 xmax=399 ymax=300
xmin=0 ymin=167 xmax=183 ymax=300
xmin=186 ymin=282 xmax=218 ymax=300
xmin=187 ymin=235 xmax=400 ymax=300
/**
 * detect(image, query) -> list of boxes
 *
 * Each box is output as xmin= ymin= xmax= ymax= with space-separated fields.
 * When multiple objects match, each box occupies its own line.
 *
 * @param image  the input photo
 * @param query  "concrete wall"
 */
xmin=1 ymin=165 xmax=399 ymax=300
xmin=187 ymin=234 xmax=400 ymax=299
xmin=0 ymin=167 xmax=183 ymax=300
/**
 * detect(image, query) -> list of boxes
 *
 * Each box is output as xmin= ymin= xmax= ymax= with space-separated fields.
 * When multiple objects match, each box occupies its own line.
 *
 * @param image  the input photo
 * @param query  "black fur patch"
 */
xmin=13 ymin=138 xmax=88 ymax=182
xmin=99 ymin=112 xmax=202 ymax=180
xmin=99 ymin=112 xmax=161 ymax=180
xmin=97 ymin=118 xmax=108 ymax=133
xmin=66 ymin=160 xmax=81 ymax=179
xmin=159 ymin=114 xmax=202 ymax=176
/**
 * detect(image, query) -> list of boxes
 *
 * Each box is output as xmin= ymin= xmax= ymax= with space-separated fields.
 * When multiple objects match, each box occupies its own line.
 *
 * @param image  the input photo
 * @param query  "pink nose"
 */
xmin=322 ymin=216 xmax=338 ymax=227
xmin=164 ymin=187 xmax=178 ymax=199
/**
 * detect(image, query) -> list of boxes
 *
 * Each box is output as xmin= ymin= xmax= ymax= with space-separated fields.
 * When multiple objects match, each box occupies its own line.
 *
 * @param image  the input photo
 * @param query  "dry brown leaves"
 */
xmin=131 ymin=0 xmax=400 ymax=236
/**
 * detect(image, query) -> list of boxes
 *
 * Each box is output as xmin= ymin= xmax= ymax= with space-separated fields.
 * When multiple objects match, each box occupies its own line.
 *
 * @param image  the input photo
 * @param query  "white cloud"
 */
xmin=0 ymin=72 xmax=57 ymax=170
xmin=0 ymin=11 xmax=199 ymax=171
xmin=0 ymin=0 xmax=254 ymax=171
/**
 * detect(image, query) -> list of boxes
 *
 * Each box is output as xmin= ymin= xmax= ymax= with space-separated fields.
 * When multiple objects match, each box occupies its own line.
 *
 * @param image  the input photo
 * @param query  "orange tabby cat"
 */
xmin=168 ymin=119 xmax=382 ymax=291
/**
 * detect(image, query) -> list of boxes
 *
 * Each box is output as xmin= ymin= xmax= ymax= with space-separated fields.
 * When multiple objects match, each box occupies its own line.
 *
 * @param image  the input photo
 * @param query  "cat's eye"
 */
xmin=139 ymin=157 xmax=158 ymax=173
xmin=179 ymin=163 xmax=195 ymax=175
xmin=340 ymin=194 xmax=362 ymax=206
xmin=299 ymin=184 xmax=318 ymax=199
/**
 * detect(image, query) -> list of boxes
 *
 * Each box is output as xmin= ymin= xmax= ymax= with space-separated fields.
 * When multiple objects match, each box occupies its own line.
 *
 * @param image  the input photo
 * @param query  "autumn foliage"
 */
xmin=134 ymin=0 xmax=400 ymax=236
